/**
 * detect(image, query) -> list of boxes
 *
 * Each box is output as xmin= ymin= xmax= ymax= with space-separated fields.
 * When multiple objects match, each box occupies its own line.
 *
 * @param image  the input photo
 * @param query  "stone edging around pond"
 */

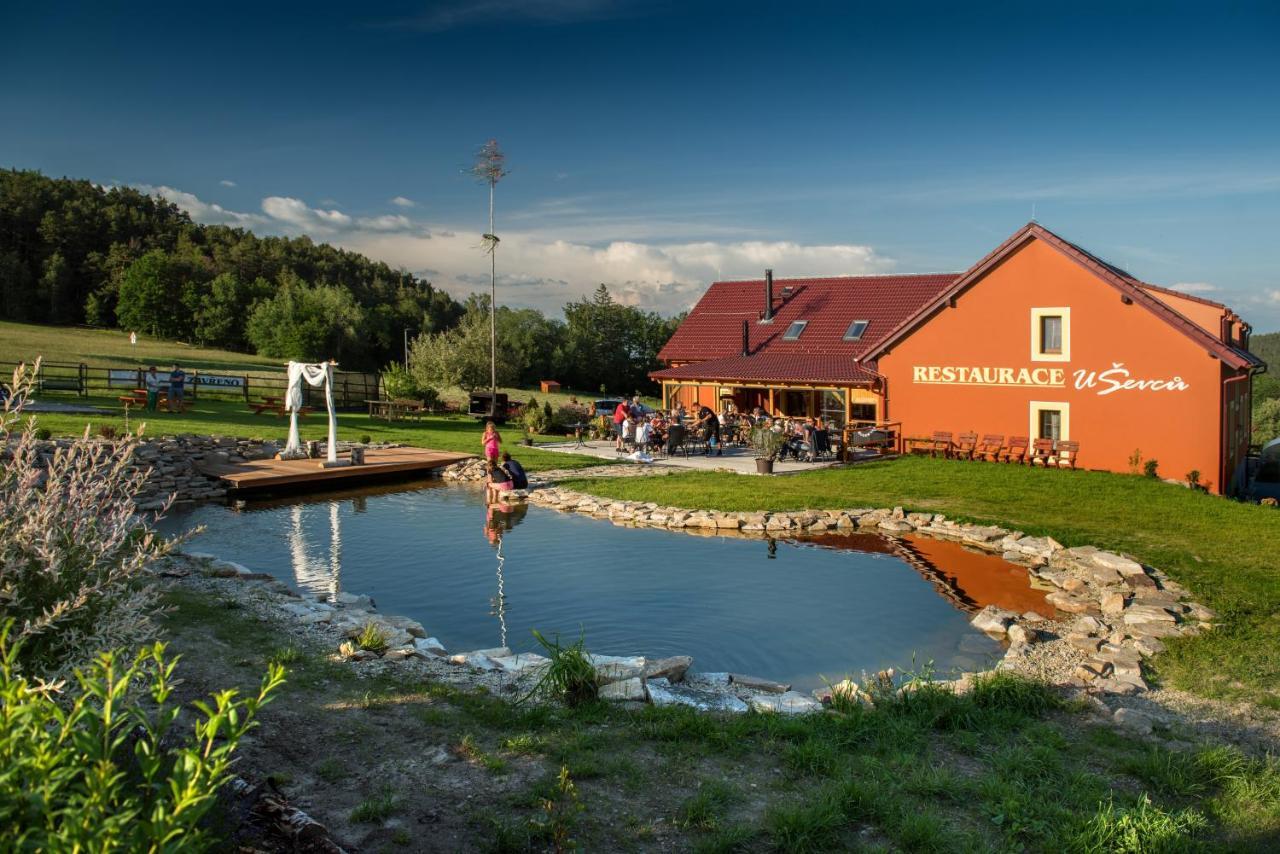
xmin=520 ymin=484 xmax=1217 ymax=700
xmin=172 ymin=474 xmax=1215 ymax=718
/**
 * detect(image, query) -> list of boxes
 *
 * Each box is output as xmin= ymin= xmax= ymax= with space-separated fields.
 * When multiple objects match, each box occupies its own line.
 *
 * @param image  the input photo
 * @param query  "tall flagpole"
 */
xmin=471 ymin=140 xmax=508 ymax=418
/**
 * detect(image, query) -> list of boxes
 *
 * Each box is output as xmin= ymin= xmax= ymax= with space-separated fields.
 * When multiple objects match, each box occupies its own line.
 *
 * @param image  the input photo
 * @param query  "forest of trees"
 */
xmin=0 ymin=169 xmax=684 ymax=389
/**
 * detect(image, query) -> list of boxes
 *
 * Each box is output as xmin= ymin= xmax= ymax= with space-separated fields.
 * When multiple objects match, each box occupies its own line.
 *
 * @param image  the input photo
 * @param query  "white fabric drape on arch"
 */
xmin=284 ymin=361 xmax=338 ymax=463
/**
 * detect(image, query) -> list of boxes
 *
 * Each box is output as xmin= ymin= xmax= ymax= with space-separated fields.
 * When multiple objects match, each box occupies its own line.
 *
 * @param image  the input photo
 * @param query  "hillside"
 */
xmin=0 ymin=169 xmax=463 ymax=371
xmin=1251 ymin=330 xmax=1280 ymax=368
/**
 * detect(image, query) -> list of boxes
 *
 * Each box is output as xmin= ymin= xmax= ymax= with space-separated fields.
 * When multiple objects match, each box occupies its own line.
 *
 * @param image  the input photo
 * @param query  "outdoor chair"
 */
xmin=1054 ymin=440 xmax=1080 ymax=469
xmin=665 ymin=425 xmax=690 ymax=458
xmin=1028 ymin=438 xmax=1056 ymax=467
xmin=999 ymin=436 xmax=1028 ymax=464
xmin=976 ymin=434 xmax=1005 ymax=461
xmin=928 ymin=431 xmax=954 ymax=458
xmin=813 ymin=429 xmax=832 ymax=460
xmin=954 ymin=432 xmax=978 ymax=460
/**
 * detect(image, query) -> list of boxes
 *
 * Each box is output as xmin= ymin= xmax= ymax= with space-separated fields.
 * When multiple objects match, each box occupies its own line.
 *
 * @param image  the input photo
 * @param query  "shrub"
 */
xmin=750 ymin=426 xmax=786 ymax=460
xmin=0 ymin=628 xmax=284 ymax=851
xmin=381 ymin=362 xmax=419 ymax=400
xmin=359 ymin=434 xmax=372 ymax=445
xmin=1143 ymin=459 xmax=1160 ymax=478
xmin=523 ymin=629 xmax=599 ymax=706
xmin=522 ymin=396 xmax=548 ymax=435
xmin=97 ymin=423 xmax=118 ymax=440
xmin=34 ymin=426 xmax=51 ymax=441
xmin=1186 ymin=470 xmax=1201 ymax=490
xmin=1 ymin=363 xmax=173 ymax=680
xmin=1127 ymin=448 xmax=1143 ymax=475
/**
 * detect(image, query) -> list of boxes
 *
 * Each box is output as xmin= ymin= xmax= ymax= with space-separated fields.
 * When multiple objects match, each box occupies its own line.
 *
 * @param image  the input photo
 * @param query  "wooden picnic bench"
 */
xmin=366 ymin=398 xmax=426 ymax=422
xmin=250 ymin=396 xmax=309 ymax=417
xmin=905 ymin=431 xmax=953 ymax=458
xmin=118 ymin=388 xmax=191 ymax=412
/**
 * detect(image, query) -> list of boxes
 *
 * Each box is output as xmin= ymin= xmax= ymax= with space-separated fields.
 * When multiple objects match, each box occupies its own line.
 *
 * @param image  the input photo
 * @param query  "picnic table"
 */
xmin=250 ymin=396 xmax=309 ymax=417
xmin=118 ymin=388 xmax=191 ymax=412
xmin=366 ymin=399 xmax=426 ymax=422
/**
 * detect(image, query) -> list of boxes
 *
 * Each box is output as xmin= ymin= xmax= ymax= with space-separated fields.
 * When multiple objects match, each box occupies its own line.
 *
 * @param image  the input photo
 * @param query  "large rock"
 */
xmin=729 ymin=673 xmax=791 ymax=694
xmin=589 ymin=654 xmax=647 ymax=683
xmin=971 ymin=605 xmax=1014 ymax=636
xmin=1122 ymin=605 xmax=1177 ymax=626
xmin=599 ymin=677 xmax=648 ymax=702
xmin=1113 ymin=707 xmax=1154 ymax=734
xmin=646 ymin=678 xmax=748 ymax=713
xmin=748 ymin=691 xmax=823 ymax=715
xmin=490 ymin=653 xmax=551 ymax=675
xmin=1091 ymin=551 xmax=1146 ymax=578
xmin=644 ymin=656 xmax=692 ymax=683
xmin=1045 ymin=591 xmax=1095 ymax=614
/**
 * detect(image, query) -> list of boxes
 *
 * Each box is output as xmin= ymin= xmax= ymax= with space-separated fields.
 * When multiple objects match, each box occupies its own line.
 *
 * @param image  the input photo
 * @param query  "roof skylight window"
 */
xmin=843 ymin=319 xmax=869 ymax=341
xmin=783 ymin=320 xmax=808 ymax=340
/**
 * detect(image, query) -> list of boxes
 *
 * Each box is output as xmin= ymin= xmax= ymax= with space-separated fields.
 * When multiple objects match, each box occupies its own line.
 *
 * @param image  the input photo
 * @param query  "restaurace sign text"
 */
xmin=912 ymin=363 xmax=1189 ymax=395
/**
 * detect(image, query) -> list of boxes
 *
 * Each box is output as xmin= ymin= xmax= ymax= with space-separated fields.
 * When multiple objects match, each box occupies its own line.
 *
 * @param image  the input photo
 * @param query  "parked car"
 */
xmin=593 ymin=398 xmax=655 ymax=418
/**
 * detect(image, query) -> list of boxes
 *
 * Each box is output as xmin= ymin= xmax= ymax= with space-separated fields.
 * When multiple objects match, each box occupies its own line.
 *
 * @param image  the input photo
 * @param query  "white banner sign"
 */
xmin=193 ymin=374 xmax=245 ymax=389
xmin=108 ymin=369 xmax=140 ymax=388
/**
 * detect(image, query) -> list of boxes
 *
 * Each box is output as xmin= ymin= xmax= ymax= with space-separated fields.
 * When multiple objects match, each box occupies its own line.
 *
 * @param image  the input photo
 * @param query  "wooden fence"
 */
xmin=9 ymin=361 xmax=381 ymax=410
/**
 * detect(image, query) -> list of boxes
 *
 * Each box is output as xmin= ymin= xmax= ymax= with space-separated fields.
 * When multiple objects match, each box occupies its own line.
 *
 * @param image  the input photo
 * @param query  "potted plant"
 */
xmin=751 ymin=426 xmax=785 ymax=474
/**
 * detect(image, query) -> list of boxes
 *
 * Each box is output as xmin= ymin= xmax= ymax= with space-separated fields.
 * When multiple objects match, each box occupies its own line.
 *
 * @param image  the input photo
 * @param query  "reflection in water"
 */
xmin=282 ymin=501 xmax=343 ymax=601
xmin=484 ymin=501 xmax=530 ymax=649
xmin=793 ymin=532 xmax=1056 ymax=617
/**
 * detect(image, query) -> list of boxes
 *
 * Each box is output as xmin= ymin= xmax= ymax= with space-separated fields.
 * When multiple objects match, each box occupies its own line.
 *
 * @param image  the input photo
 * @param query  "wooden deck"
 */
xmin=198 ymin=447 xmax=474 ymax=493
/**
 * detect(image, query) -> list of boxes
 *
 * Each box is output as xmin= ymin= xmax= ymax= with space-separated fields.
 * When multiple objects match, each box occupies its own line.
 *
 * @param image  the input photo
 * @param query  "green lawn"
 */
xmin=21 ymin=396 xmax=600 ymax=473
xmin=0 ymin=320 xmax=283 ymax=375
xmin=561 ymin=456 xmax=1280 ymax=709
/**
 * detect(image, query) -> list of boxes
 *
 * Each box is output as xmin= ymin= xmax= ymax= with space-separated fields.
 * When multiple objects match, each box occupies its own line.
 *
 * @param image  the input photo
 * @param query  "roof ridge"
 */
xmin=862 ymin=222 xmax=1251 ymax=371
xmin=713 ymin=272 xmax=960 ymax=285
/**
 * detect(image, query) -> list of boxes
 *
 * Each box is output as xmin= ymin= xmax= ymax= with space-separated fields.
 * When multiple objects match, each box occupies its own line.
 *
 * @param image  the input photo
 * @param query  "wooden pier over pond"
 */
xmin=197 ymin=447 xmax=473 ymax=494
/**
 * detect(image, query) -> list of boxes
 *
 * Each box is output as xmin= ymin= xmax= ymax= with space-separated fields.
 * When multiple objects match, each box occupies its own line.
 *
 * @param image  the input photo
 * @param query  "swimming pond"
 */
xmin=159 ymin=481 xmax=1054 ymax=690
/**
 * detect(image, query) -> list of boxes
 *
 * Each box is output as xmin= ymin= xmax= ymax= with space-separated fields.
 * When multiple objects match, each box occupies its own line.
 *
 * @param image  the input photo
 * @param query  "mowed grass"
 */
xmin=0 ymin=320 xmax=282 ymax=374
xmin=20 ymin=396 xmax=600 ymax=472
xmin=562 ymin=455 xmax=1280 ymax=708
xmin=1 ymin=320 xmax=657 ymax=409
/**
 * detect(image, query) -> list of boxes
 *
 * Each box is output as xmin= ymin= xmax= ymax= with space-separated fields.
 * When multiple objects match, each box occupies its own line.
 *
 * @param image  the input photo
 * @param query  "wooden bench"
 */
xmin=1029 ymin=438 xmax=1056 ymax=467
xmin=998 ymin=436 xmax=1029 ymax=464
xmin=251 ymin=396 xmax=309 ymax=417
xmin=976 ymin=434 xmax=1005 ymax=462
xmin=954 ymin=431 xmax=978 ymax=460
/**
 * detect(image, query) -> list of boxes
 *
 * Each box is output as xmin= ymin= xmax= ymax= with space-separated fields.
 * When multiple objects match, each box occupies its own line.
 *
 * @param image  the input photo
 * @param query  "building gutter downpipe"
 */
xmin=741 ymin=319 xmax=750 ymax=356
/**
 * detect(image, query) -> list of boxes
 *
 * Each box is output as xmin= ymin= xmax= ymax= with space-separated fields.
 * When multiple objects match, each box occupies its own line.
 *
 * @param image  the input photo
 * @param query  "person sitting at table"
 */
xmin=501 ymin=451 xmax=528 ymax=489
xmin=487 ymin=460 xmax=513 ymax=501
xmin=621 ymin=411 xmax=637 ymax=450
xmin=635 ymin=414 xmax=654 ymax=453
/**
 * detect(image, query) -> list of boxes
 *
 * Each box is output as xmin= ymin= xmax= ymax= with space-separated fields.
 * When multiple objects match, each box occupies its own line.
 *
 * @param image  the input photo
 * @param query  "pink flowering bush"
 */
xmin=0 ymin=363 xmax=173 ymax=680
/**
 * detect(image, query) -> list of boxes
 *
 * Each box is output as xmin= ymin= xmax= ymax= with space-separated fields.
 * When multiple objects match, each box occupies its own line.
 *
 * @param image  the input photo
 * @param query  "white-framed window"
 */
xmin=842 ymin=319 xmax=869 ymax=341
xmin=1030 ymin=307 xmax=1071 ymax=362
xmin=783 ymin=320 xmax=808 ymax=340
xmin=1029 ymin=401 xmax=1070 ymax=441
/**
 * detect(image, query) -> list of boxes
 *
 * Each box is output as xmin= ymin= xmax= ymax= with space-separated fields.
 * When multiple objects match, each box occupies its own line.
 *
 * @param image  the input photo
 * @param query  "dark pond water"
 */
xmin=158 ymin=481 xmax=1053 ymax=690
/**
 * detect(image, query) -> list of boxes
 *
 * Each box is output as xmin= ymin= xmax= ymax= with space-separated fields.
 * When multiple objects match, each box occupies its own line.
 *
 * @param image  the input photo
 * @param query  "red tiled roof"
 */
xmin=863 ymin=222 xmax=1256 ymax=372
xmin=656 ymin=273 xmax=959 ymax=374
xmin=650 ymin=353 xmax=883 ymax=386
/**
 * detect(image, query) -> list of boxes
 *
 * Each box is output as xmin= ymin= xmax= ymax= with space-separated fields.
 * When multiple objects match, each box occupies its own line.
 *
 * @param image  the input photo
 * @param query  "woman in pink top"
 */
xmin=482 ymin=420 xmax=502 ymax=462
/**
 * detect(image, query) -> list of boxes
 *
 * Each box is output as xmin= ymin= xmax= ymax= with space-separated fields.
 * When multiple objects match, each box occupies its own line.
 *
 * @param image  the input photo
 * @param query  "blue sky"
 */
xmin=5 ymin=1 xmax=1280 ymax=329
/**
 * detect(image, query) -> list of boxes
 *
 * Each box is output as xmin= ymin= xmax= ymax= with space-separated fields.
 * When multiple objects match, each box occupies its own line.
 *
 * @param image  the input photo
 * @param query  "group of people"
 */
xmin=480 ymin=421 xmax=529 ymax=501
xmin=143 ymin=364 xmax=186 ymax=413
xmin=611 ymin=397 xmax=833 ymax=461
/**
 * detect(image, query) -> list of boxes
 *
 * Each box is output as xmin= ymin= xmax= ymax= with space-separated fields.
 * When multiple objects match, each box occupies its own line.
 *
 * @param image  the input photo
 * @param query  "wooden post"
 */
xmin=767 ymin=387 xmax=775 ymax=415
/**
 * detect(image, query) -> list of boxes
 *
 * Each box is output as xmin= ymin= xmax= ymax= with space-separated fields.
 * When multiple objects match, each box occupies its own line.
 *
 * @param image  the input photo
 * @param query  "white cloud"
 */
xmin=219 ymin=179 xmax=237 ymax=187
xmin=135 ymin=184 xmax=265 ymax=227
xmin=339 ymin=230 xmax=892 ymax=314
xmin=1268 ymin=289 xmax=1280 ymax=304
xmin=136 ymin=182 xmax=893 ymax=316
xmin=1171 ymin=282 xmax=1219 ymax=294
xmin=389 ymin=196 xmax=416 ymax=208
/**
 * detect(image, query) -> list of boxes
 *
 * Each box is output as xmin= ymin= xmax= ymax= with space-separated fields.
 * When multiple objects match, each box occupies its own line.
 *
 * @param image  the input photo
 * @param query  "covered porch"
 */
xmin=659 ymin=380 xmax=881 ymax=429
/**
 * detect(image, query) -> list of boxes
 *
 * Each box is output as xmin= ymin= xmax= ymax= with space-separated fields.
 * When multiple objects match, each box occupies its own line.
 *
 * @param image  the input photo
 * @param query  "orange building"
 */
xmin=653 ymin=223 xmax=1265 ymax=494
